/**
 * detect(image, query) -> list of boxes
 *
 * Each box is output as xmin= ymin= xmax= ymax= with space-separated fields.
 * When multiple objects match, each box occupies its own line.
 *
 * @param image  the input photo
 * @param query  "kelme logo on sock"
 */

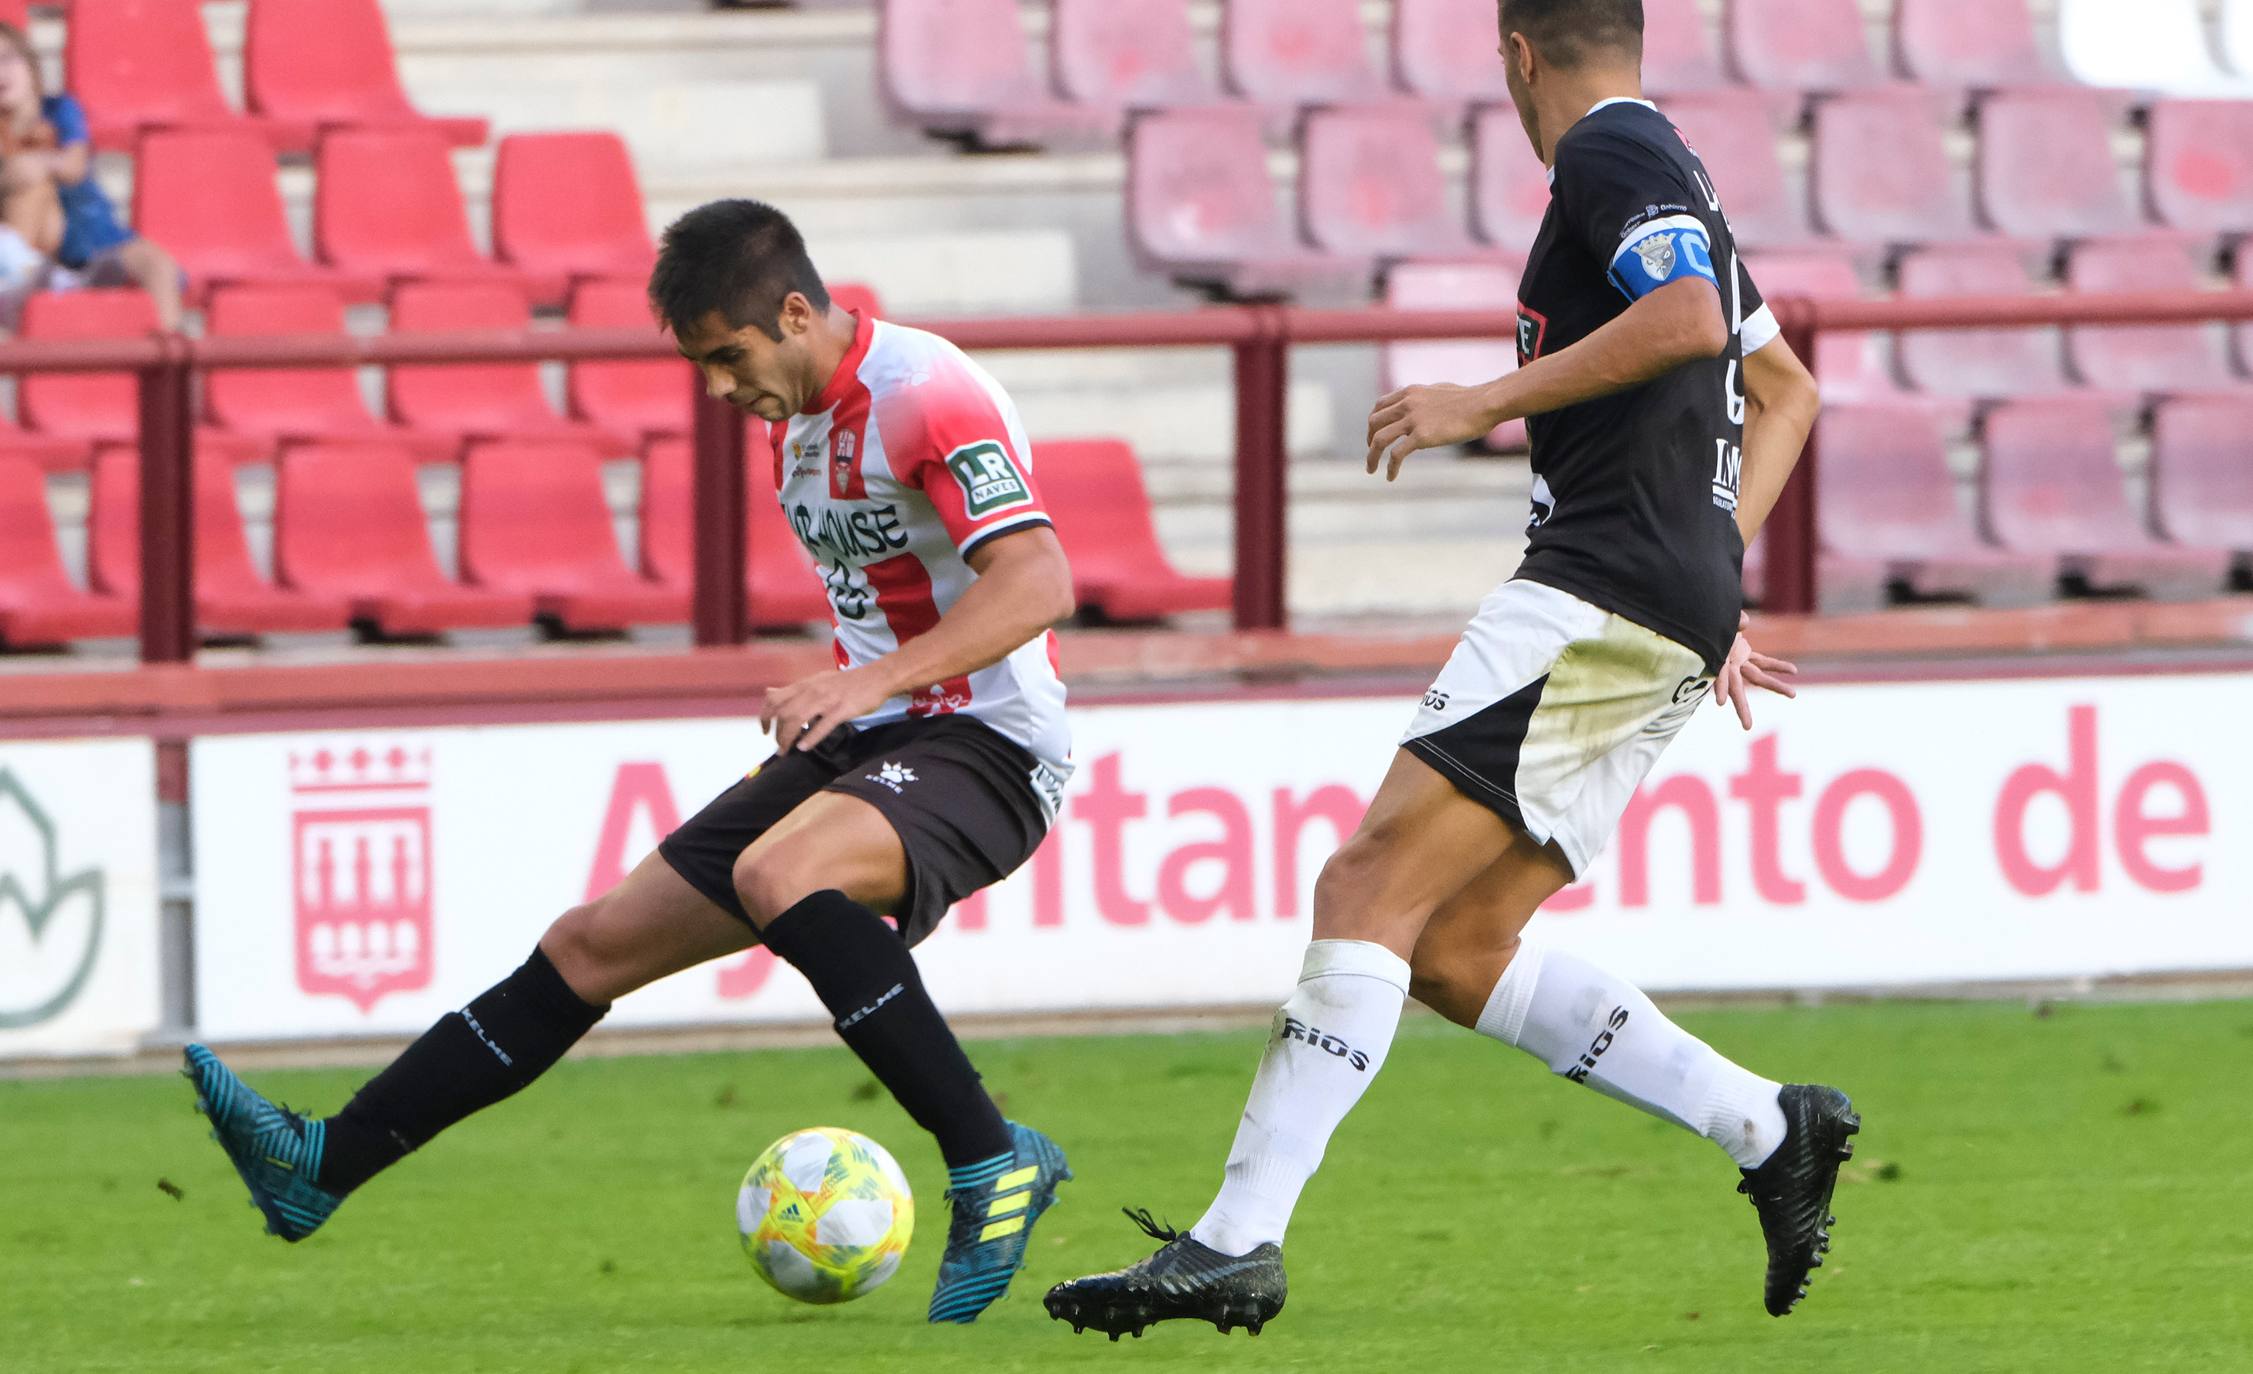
xmin=1279 ymin=1016 xmax=1371 ymax=1071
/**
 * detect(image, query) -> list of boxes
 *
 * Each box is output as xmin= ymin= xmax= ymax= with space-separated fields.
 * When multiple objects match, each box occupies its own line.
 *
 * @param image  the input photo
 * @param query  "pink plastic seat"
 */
xmin=1391 ymin=0 xmax=1512 ymax=105
xmin=1469 ymin=106 xmax=1552 ymax=252
xmin=388 ymin=283 xmax=636 ymax=452
xmin=88 ymin=447 xmax=352 ymax=636
xmin=1381 ymin=259 xmax=1527 ymax=450
xmin=315 ymin=129 xmax=543 ymax=295
xmin=1665 ymin=90 xmax=1822 ymax=252
xmin=14 ymin=291 xmax=271 ymax=465
xmin=65 ymin=0 xmax=311 ymax=151
xmin=1300 ymin=104 xmax=1480 ymax=260
xmin=458 ymin=440 xmax=686 ymax=631
xmin=1126 ymin=107 xmax=1371 ymax=296
xmin=1977 ymin=91 xmax=2143 ymax=242
xmin=491 ymin=134 xmax=655 ymax=302
xmin=1741 ymin=527 xmax=1891 ymax=614
xmin=0 ymin=457 xmax=135 ymax=647
xmin=1726 ymin=0 xmax=1886 ymax=96
xmin=2146 ymin=100 xmax=2253 ymax=237
xmin=1645 ymin=0 xmax=1734 ymax=96
xmin=1035 ymin=439 xmax=1230 ymax=620
xmin=1894 ymin=0 xmax=2051 ymax=88
xmin=1820 ymin=403 xmax=2054 ymax=606
xmin=1981 ymin=400 xmax=2231 ymax=599
xmin=1222 ymin=0 xmax=1388 ymax=107
xmin=1896 ymin=247 xmax=2085 ymax=403
xmin=1746 ymin=251 xmax=1977 ymax=429
xmin=134 ymin=131 xmax=387 ymax=306
xmin=2150 ymin=397 xmax=2253 ymax=568
xmin=202 ymin=285 xmax=459 ymax=460
xmin=878 ymin=0 xmax=1118 ymax=146
xmin=244 ymin=0 xmax=488 ymax=150
xmin=274 ymin=442 xmax=534 ymax=636
xmin=1053 ymin=0 xmax=1219 ymax=110
xmin=640 ymin=434 xmax=832 ymax=629
xmin=2066 ymin=239 xmax=2245 ymax=396
xmin=567 ymin=280 xmax=688 ymax=443
xmin=1813 ymin=92 xmax=1984 ymax=246
xmin=0 ymin=422 xmax=90 ymax=475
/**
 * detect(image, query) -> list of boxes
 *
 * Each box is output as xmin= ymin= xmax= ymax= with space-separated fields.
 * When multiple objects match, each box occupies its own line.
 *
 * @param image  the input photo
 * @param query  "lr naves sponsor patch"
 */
xmin=1280 ymin=1015 xmax=1372 ymax=1071
xmin=1563 ymin=1006 xmax=1630 ymax=1083
xmin=945 ymin=441 xmax=1033 ymax=518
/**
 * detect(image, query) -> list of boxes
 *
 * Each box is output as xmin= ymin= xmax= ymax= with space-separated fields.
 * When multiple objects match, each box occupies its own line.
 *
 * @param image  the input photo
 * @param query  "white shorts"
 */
xmin=1399 ymin=580 xmax=1713 ymax=878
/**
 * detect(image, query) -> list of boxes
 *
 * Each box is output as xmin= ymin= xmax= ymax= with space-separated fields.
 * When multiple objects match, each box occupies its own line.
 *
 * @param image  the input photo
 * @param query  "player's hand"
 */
xmin=1712 ymin=612 xmax=1798 ymax=731
xmin=762 ymin=667 xmax=894 ymax=752
xmin=1365 ymin=383 xmax=1499 ymax=481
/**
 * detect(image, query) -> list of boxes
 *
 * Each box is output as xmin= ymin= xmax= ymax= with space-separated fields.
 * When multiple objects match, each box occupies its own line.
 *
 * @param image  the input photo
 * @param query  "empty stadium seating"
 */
xmin=2064 ymin=239 xmax=2246 ymax=395
xmin=65 ymin=0 xmax=309 ymax=152
xmin=1977 ymin=90 xmax=2144 ymax=242
xmin=315 ymin=129 xmax=538 ymax=294
xmin=457 ymin=440 xmax=686 ymax=632
xmin=1980 ymin=401 xmax=2231 ymax=600
xmin=1380 ymin=259 xmax=1527 ymax=450
xmin=1051 ymin=0 xmax=1219 ymax=110
xmin=1665 ymin=90 xmax=1820 ymax=251
xmin=2145 ymin=100 xmax=2253 ymax=236
xmin=1895 ymin=246 xmax=2084 ymax=402
xmin=567 ymin=280 xmax=690 ymax=444
xmin=274 ymin=443 xmax=534 ymax=636
xmin=1034 ymin=439 xmax=1230 ymax=620
xmin=0 ymin=422 xmax=90 ymax=475
xmin=1126 ymin=107 xmax=1370 ymax=296
xmin=2150 ymin=397 xmax=2253 ymax=572
xmin=0 ymin=457 xmax=135 ymax=648
xmin=1643 ymin=0 xmax=1734 ymax=96
xmin=1812 ymin=92 xmax=1984 ymax=246
xmin=492 ymin=134 xmax=657 ymax=298
xmin=1391 ymin=0 xmax=1513 ymax=107
xmin=879 ymin=0 xmax=1118 ymax=146
xmin=1893 ymin=0 xmax=2051 ymax=89
xmin=201 ymin=285 xmax=459 ymax=460
xmin=133 ymin=131 xmax=386 ymax=305
xmin=87 ymin=448 xmax=352 ymax=636
xmin=1746 ymin=251 xmax=1955 ymax=419
xmin=1223 ymin=0 xmax=1389 ymax=108
xmin=243 ymin=0 xmax=488 ymax=149
xmin=387 ymin=283 xmax=636 ymax=452
xmin=638 ymin=435 xmax=833 ymax=629
xmin=1725 ymin=0 xmax=1886 ymax=101
xmin=1300 ymin=104 xmax=1481 ymax=262
xmin=1469 ymin=107 xmax=1552 ymax=252
xmin=14 ymin=291 xmax=270 ymax=465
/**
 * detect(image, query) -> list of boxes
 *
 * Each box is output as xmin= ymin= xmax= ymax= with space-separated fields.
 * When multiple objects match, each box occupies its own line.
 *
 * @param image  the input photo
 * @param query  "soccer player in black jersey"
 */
xmin=1049 ymin=0 xmax=1856 ymax=1339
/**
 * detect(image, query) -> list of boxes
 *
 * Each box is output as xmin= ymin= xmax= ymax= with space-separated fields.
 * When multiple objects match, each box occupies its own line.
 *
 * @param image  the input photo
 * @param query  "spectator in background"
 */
xmin=0 ymin=22 xmax=183 ymax=329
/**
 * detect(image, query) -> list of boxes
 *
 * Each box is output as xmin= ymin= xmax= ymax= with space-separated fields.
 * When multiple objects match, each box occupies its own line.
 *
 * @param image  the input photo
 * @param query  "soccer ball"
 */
xmin=737 ymin=1127 xmax=914 ymax=1304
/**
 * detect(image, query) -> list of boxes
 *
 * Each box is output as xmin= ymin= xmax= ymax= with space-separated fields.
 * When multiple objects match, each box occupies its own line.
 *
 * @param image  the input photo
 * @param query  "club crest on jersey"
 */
xmin=945 ymin=441 xmax=1032 ymax=518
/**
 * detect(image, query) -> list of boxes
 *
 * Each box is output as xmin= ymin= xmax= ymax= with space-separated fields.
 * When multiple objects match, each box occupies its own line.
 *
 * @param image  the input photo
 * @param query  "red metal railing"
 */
xmin=2 ymin=289 xmax=2249 ymax=663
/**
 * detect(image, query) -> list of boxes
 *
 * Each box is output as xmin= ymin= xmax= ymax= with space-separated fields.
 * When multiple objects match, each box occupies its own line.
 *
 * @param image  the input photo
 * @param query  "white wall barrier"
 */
xmin=0 ymin=738 xmax=163 ymax=1057
xmin=188 ymin=672 xmax=2252 ymax=1042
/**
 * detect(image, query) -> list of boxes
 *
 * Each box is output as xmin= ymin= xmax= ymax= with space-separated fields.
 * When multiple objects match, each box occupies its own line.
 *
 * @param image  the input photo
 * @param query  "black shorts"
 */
xmin=656 ymin=714 xmax=1053 ymax=946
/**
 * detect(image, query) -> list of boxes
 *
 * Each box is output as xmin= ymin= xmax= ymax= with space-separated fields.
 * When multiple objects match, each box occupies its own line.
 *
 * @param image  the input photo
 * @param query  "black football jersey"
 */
xmin=1511 ymin=98 xmax=1775 ymax=671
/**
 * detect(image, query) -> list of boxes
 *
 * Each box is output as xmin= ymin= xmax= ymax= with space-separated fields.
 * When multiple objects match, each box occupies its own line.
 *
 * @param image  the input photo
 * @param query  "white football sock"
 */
xmin=1477 ymin=942 xmax=1787 ymax=1169
xmin=1191 ymin=939 xmax=1411 ymax=1256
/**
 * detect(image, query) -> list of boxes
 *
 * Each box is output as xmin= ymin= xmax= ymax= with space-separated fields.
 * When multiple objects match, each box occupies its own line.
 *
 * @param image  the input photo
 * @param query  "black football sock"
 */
xmin=317 ymin=946 xmax=608 ymax=1194
xmin=758 ymin=890 xmax=1013 ymax=1169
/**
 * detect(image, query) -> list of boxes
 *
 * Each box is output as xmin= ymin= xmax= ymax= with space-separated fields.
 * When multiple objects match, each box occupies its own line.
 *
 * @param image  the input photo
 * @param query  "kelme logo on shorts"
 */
xmin=0 ymin=768 xmax=107 ymax=1030
xmin=945 ymin=441 xmax=1032 ymax=518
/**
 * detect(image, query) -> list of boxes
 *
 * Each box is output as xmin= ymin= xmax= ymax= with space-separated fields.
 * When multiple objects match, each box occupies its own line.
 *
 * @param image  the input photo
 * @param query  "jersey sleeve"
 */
xmin=888 ymin=366 xmax=1054 ymax=558
xmin=1735 ymin=259 xmax=1780 ymax=355
xmin=44 ymin=94 xmax=91 ymax=148
xmin=1552 ymin=125 xmax=1723 ymax=307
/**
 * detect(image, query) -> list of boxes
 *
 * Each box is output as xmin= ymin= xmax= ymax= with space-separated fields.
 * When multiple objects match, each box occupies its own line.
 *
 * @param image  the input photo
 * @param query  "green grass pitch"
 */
xmin=4 ymin=999 xmax=2250 ymax=1372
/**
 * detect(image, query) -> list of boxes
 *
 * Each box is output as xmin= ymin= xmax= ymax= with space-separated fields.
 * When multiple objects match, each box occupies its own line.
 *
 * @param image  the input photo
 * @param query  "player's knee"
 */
xmin=1311 ymin=831 xmax=1407 ymax=931
xmin=731 ymin=848 xmax=817 ymax=930
xmin=538 ymin=899 xmax=632 ymax=999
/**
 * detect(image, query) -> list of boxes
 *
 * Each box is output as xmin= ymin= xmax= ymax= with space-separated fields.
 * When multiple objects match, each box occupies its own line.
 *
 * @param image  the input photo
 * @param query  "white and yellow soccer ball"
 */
xmin=737 ymin=1127 xmax=914 ymax=1304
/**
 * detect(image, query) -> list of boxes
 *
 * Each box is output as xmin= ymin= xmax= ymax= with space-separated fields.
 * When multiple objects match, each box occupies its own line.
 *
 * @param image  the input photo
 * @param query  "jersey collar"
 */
xmin=1545 ymin=96 xmax=1661 ymax=186
xmin=804 ymin=309 xmax=872 ymax=416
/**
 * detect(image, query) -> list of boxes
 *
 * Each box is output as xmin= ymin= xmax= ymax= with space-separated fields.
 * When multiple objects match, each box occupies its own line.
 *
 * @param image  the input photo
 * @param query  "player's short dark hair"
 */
xmin=1499 ymin=0 xmax=1644 ymax=68
xmin=648 ymin=199 xmax=832 ymax=340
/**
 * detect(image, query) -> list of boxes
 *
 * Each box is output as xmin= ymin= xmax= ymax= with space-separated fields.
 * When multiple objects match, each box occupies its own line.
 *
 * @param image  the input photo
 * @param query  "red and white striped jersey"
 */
xmin=770 ymin=313 xmax=1072 ymax=787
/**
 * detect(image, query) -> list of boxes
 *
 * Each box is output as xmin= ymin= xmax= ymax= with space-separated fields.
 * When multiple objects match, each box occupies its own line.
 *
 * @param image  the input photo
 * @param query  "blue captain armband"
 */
xmin=1607 ymin=215 xmax=1719 ymax=301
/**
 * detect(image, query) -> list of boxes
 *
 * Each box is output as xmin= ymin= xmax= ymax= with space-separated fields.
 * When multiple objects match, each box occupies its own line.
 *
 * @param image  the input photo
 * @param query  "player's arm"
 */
xmin=1731 ymin=333 xmax=1820 ymax=543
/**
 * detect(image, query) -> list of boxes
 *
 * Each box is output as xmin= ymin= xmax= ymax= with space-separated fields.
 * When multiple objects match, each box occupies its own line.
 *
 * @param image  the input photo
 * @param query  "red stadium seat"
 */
xmin=0 ymin=456 xmax=136 ymax=647
xmin=0 ymin=1 xmax=25 ymax=28
xmin=1812 ymin=92 xmax=1984 ymax=246
xmin=1300 ymin=104 xmax=1481 ymax=261
xmin=1381 ymin=259 xmax=1527 ymax=450
xmin=878 ymin=0 xmax=1118 ymax=146
xmin=133 ymin=130 xmax=386 ymax=306
xmin=2150 ymin=397 xmax=2253 ymax=570
xmin=2238 ymin=249 xmax=2253 ymax=375
xmin=274 ymin=443 xmax=534 ymax=636
xmin=1035 ymin=439 xmax=1230 ymax=620
xmin=315 ymin=129 xmax=537 ymax=294
xmin=1980 ymin=400 xmax=2231 ymax=599
xmin=1052 ymin=0 xmax=1218 ymax=110
xmin=1744 ymin=251 xmax=1973 ymax=427
xmin=1644 ymin=0 xmax=1734 ymax=96
xmin=1222 ymin=0 xmax=1387 ymax=108
xmin=491 ymin=134 xmax=655 ymax=301
xmin=567 ymin=279 xmax=688 ymax=443
xmin=829 ymin=283 xmax=886 ymax=320
xmin=1665 ymin=90 xmax=1822 ymax=252
xmin=202 ymin=284 xmax=458 ymax=460
xmin=1391 ymin=0 xmax=1512 ymax=106
xmin=1126 ymin=107 xmax=1370 ymax=297
xmin=1469 ymin=107 xmax=1551 ymax=252
xmin=639 ymin=434 xmax=833 ymax=629
xmin=243 ymin=0 xmax=487 ymax=149
xmin=458 ymin=440 xmax=685 ymax=632
xmin=14 ymin=291 xmax=270 ymax=464
xmin=64 ymin=0 xmax=311 ymax=152
xmin=2065 ymin=239 xmax=2246 ymax=396
xmin=2145 ymin=100 xmax=2253 ymax=237
xmin=1895 ymin=247 xmax=2081 ymax=402
xmin=1977 ymin=91 xmax=2143 ymax=243
xmin=1820 ymin=404 xmax=2054 ymax=607
xmin=1725 ymin=0 xmax=1885 ymax=97
xmin=0 ymin=421 xmax=89 ymax=475
xmin=1738 ymin=529 xmax=1893 ymax=615
xmin=87 ymin=448 xmax=352 ymax=636
xmin=1893 ymin=0 xmax=2050 ymax=88
xmin=387 ymin=282 xmax=636 ymax=453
